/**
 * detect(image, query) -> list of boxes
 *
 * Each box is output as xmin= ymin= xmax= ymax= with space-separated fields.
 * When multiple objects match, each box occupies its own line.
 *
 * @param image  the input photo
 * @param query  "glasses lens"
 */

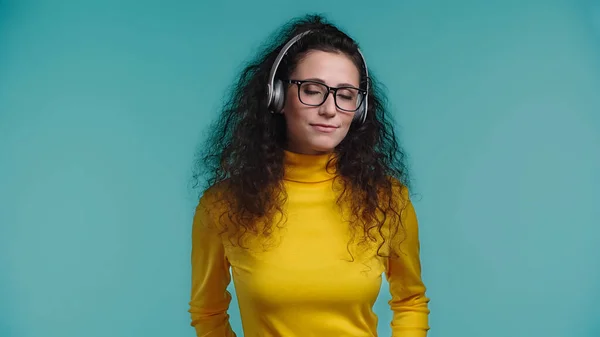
xmin=299 ymin=82 xmax=327 ymax=105
xmin=335 ymin=87 xmax=363 ymax=111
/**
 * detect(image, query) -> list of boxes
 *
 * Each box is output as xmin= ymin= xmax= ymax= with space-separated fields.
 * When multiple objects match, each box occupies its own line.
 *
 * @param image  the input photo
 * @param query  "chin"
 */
xmin=308 ymin=141 xmax=339 ymax=153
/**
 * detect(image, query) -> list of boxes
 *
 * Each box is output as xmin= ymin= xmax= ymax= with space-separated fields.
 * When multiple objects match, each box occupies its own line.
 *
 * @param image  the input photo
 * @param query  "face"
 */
xmin=282 ymin=50 xmax=361 ymax=155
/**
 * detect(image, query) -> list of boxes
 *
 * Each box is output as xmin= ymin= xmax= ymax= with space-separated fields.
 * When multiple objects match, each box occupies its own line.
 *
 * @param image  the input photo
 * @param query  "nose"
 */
xmin=318 ymin=91 xmax=337 ymax=118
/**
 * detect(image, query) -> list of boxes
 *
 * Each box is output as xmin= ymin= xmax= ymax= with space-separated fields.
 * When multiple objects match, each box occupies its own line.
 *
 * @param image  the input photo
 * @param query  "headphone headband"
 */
xmin=266 ymin=29 xmax=370 ymax=124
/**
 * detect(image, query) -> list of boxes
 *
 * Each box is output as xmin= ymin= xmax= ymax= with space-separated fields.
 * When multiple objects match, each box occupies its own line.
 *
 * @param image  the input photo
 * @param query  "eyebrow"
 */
xmin=303 ymin=77 xmax=359 ymax=88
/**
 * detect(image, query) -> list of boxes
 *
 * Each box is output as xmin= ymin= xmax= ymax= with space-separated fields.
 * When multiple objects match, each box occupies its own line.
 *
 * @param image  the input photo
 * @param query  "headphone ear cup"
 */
xmin=354 ymin=105 xmax=364 ymax=121
xmin=353 ymin=95 xmax=367 ymax=122
xmin=271 ymin=79 xmax=285 ymax=113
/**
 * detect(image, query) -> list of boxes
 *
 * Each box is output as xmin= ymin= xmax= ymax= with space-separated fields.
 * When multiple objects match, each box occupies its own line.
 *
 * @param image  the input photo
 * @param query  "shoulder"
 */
xmin=385 ymin=175 xmax=411 ymax=208
xmin=382 ymin=175 xmax=420 ymax=246
xmin=198 ymin=179 xmax=230 ymax=207
xmin=195 ymin=179 xmax=232 ymax=228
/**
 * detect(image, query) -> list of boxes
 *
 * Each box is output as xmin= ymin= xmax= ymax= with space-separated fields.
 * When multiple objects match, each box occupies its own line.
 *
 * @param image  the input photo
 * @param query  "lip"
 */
xmin=310 ymin=123 xmax=339 ymax=133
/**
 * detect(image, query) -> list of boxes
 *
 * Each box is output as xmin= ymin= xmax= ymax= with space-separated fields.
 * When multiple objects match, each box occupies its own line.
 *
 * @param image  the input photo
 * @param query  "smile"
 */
xmin=310 ymin=124 xmax=339 ymax=133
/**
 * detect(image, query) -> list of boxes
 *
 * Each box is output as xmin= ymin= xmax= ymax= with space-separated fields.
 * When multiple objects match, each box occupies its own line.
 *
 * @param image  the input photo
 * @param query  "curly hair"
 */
xmin=192 ymin=14 xmax=412 ymax=257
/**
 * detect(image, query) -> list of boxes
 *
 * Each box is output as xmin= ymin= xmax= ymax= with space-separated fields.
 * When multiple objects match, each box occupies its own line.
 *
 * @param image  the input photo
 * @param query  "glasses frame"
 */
xmin=286 ymin=79 xmax=367 ymax=112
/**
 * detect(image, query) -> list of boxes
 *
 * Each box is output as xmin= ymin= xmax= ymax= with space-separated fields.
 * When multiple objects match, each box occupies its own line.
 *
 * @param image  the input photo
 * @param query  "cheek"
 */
xmin=285 ymin=107 xmax=306 ymax=127
xmin=283 ymin=105 xmax=308 ymax=136
xmin=284 ymin=95 xmax=310 ymax=123
xmin=340 ymin=114 xmax=355 ymax=130
xmin=283 ymin=93 xmax=302 ymax=117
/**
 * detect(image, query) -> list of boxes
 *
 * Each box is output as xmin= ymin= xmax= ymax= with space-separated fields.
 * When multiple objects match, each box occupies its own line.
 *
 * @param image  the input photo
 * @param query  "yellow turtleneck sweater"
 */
xmin=189 ymin=151 xmax=430 ymax=337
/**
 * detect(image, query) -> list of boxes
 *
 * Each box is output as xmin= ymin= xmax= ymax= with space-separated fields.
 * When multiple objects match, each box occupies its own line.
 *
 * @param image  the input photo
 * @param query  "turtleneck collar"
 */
xmin=283 ymin=150 xmax=338 ymax=183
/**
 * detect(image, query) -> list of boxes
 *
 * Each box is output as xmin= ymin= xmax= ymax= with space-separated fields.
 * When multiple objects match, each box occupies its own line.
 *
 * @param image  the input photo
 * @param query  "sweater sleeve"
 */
xmin=385 ymin=192 xmax=431 ymax=337
xmin=189 ymin=197 xmax=237 ymax=337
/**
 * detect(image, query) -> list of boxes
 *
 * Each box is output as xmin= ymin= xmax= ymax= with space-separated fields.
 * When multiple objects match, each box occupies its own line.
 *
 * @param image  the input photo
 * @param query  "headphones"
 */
xmin=265 ymin=30 xmax=370 ymax=124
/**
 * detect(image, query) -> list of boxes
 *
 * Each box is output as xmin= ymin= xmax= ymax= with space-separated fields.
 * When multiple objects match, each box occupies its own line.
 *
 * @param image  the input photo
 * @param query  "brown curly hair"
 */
xmin=192 ymin=14 xmax=412 ymax=257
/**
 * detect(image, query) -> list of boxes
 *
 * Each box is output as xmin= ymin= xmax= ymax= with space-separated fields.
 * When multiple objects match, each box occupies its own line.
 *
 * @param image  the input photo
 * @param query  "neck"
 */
xmin=283 ymin=150 xmax=338 ymax=183
xmin=284 ymin=143 xmax=334 ymax=156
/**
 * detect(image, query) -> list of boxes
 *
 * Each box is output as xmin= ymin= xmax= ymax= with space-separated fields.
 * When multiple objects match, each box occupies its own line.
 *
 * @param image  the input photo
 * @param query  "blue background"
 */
xmin=1 ymin=1 xmax=599 ymax=336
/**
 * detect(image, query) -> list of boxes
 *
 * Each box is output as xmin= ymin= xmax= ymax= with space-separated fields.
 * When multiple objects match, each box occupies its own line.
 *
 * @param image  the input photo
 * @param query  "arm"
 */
xmin=386 ymin=192 xmax=430 ymax=337
xmin=189 ymin=197 xmax=237 ymax=337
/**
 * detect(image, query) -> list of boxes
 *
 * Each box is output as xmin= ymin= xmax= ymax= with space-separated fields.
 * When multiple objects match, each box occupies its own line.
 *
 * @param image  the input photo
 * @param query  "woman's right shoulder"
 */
xmin=193 ymin=179 xmax=232 ymax=232
xmin=196 ymin=179 xmax=231 ymax=212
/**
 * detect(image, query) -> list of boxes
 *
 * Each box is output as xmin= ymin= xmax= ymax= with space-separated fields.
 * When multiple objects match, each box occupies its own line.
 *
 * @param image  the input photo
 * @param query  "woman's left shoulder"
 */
xmin=385 ymin=175 xmax=411 ymax=206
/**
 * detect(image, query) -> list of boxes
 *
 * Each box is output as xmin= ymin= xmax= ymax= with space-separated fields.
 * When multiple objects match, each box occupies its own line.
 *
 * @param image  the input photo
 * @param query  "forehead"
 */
xmin=291 ymin=50 xmax=360 ymax=87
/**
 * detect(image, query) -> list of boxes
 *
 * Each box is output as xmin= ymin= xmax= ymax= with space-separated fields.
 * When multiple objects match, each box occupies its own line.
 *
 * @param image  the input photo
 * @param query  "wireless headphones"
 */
xmin=266 ymin=30 xmax=370 ymax=124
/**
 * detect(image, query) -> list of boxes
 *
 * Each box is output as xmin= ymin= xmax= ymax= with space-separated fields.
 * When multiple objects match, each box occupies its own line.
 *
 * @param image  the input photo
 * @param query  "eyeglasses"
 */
xmin=286 ymin=79 xmax=366 ymax=112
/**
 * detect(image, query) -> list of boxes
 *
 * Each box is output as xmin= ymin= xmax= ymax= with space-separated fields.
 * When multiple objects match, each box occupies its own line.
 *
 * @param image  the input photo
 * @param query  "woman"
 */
xmin=189 ymin=14 xmax=430 ymax=337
